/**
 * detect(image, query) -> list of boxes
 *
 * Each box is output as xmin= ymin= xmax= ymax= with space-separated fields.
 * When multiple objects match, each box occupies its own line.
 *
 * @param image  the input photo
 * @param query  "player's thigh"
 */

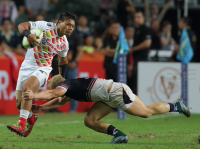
xmin=85 ymin=102 xmax=113 ymax=121
xmin=23 ymin=70 xmax=48 ymax=92
xmin=124 ymin=96 xmax=152 ymax=118
xmin=22 ymin=76 xmax=40 ymax=92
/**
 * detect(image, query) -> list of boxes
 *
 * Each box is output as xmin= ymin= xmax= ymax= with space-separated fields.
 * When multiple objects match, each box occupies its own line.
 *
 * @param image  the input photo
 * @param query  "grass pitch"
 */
xmin=0 ymin=112 xmax=200 ymax=149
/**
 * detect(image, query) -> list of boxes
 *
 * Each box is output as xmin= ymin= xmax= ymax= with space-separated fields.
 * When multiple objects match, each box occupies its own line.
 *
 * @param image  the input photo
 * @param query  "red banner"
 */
xmin=0 ymin=52 xmax=105 ymax=114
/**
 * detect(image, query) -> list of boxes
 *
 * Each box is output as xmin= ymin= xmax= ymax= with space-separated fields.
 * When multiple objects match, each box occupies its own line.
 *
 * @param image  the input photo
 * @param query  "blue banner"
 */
xmin=176 ymin=27 xmax=194 ymax=63
xmin=113 ymin=26 xmax=129 ymax=64
xmin=176 ymin=28 xmax=193 ymax=106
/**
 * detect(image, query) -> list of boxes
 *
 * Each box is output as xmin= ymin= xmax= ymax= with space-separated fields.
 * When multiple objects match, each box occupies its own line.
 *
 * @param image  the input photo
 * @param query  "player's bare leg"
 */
xmin=7 ymin=76 xmax=40 ymax=137
xmin=84 ymin=102 xmax=128 ymax=143
xmin=124 ymin=96 xmax=190 ymax=118
xmin=16 ymin=90 xmax=22 ymax=109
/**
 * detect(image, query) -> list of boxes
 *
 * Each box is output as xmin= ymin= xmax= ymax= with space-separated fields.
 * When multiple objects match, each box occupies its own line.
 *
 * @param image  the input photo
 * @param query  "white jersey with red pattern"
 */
xmin=21 ymin=21 xmax=69 ymax=74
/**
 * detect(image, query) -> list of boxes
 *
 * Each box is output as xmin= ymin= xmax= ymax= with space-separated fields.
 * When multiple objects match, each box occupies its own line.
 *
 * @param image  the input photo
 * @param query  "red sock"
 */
xmin=27 ymin=114 xmax=35 ymax=125
xmin=19 ymin=117 xmax=26 ymax=129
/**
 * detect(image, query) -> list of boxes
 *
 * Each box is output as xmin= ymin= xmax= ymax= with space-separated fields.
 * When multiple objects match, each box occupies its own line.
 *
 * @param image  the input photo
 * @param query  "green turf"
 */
xmin=0 ymin=113 xmax=200 ymax=149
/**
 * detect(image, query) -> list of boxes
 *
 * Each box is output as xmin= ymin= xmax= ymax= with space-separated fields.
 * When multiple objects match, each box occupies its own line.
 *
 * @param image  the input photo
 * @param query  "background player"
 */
xmin=7 ymin=12 xmax=76 ymax=137
xmin=22 ymin=75 xmax=190 ymax=143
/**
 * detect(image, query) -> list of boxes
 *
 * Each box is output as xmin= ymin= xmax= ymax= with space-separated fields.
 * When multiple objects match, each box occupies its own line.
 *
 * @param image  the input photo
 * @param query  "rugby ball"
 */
xmin=22 ymin=29 xmax=43 ymax=48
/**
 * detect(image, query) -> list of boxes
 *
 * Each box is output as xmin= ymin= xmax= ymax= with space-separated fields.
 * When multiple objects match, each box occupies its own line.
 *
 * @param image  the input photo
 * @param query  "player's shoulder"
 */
xmin=30 ymin=21 xmax=56 ymax=29
xmin=63 ymin=35 xmax=69 ymax=44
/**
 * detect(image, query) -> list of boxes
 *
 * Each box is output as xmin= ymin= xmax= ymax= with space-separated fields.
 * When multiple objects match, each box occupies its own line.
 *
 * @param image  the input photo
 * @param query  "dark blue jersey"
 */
xmin=56 ymin=78 xmax=97 ymax=102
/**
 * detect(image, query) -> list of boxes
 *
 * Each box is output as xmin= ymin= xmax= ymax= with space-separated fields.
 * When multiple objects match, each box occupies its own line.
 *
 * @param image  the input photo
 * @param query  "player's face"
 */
xmin=57 ymin=19 xmax=75 ymax=37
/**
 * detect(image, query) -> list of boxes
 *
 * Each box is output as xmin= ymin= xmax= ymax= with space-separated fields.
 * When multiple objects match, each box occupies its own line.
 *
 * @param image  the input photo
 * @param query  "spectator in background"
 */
xmin=0 ymin=18 xmax=25 ymax=55
xmin=129 ymin=11 xmax=152 ymax=93
xmin=116 ymin=0 xmax=135 ymax=28
xmin=36 ymin=15 xmax=44 ymax=21
xmin=160 ymin=21 xmax=175 ymax=51
xmin=98 ymin=0 xmax=113 ymax=15
xmin=67 ymin=31 xmax=83 ymax=112
xmin=171 ymin=17 xmax=197 ymax=62
xmin=76 ymin=15 xmax=90 ymax=39
xmin=145 ymin=0 xmax=174 ymax=27
xmin=15 ymin=4 xmax=28 ymax=31
xmin=125 ymin=25 xmax=134 ymax=48
xmin=13 ymin=0 xmax=25 ymax=9
xmin=150 ymin=19 xmax=161 ymax=50
xmin=96 ymin=0 xmax=114 ymax=26
xmin=101 ymin=20 xmax=120 ymax=82
xmin=0 ymin=0 xmax=18 ymax=24
xmin=25 ymin=0 xmax=47 ymax=19
xmin=94 ymin=37 xmax=103 ymax=51
xmin=83 ymin=35 xmax=95 ymax=54
xmin=125 ymin=25 xmax=134 ymax=88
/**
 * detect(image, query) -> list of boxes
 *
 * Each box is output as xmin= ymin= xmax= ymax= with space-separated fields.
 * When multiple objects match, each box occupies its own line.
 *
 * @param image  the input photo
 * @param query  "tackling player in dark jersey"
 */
xmin=22 ymin=74 xmax=190 ymax=144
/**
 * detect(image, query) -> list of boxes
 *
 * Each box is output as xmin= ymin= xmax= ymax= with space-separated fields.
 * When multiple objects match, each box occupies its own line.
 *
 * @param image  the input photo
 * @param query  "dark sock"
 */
xmin=168 ymin=103 xmax=177 ymax=112
xmin=107 ymin=125 xmax=126 ymax=137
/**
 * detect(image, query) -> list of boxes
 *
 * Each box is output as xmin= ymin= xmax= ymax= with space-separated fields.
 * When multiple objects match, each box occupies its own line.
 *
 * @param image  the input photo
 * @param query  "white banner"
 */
xmin=138 ymin=62 xmax=200 ymax=113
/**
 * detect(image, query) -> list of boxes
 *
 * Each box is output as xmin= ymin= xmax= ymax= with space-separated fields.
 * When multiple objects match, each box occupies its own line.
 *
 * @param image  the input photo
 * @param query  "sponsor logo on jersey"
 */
xmin=31 ymin=22 xmax=36 ymax=28
xmin=42 ymin=38 xmax=48 ymax=44
xmin=60 ymin=43 xmax=65 ymax=49
xmin=47 ymin=22 xmax=52 ymax=27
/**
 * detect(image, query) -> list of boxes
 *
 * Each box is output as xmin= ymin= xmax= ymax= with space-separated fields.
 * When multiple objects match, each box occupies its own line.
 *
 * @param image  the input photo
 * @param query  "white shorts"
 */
xmin=16 ymin=66 xmax=51 ymax=91
xmin=91 ymin=79 xmax=135 ymax=110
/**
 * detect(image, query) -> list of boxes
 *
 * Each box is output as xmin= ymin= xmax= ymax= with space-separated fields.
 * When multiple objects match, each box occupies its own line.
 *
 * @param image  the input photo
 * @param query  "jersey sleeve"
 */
xmin=57 ymin=37 xmax=69 ymax=57
xmin=29 ymin=21 xmax=47 ymax=31
xmin=56 ymin=82 xmax=69 ymax=91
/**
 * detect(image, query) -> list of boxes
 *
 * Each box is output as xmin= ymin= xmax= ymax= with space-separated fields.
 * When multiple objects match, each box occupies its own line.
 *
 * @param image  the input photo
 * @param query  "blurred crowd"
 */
xmin=0 ymin=0 xmax=199 ymax=111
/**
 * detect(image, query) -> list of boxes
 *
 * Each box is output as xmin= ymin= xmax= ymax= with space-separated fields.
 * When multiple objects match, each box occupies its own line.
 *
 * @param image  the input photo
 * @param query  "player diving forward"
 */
xmin=7 ymin=12 xmax=76 ymax=137
xmin=22 ymin=75 xmax=190 ymax=143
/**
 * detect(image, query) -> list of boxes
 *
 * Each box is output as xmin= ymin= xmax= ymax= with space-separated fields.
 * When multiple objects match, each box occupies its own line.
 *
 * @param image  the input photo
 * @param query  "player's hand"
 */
xmin=22 ymin=90 xmax=35 ymax=100
xmin=32 ymin=104 xmax=42 ymax=113
xmin=27 ymin=34 xmax=40 ymax=46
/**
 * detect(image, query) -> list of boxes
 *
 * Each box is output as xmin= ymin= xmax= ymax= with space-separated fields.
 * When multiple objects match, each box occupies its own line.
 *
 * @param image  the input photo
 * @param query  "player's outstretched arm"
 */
xmin=23 ymin=88 xmax=66 ymax=100
xmin=41 ymin=96 xmax=72 ymax=111
xmin=31 ymin=97 xmax=72 ymax=112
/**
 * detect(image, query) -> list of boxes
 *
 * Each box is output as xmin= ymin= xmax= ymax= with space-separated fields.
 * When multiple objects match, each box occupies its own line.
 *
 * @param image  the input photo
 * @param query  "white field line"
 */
xmin=0 ymin=114 xmax=179 ymax=127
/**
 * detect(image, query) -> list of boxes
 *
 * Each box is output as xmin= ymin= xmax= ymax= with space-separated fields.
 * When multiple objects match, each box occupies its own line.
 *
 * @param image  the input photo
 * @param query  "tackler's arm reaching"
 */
xmin=23 ymin=88 xmax=66 ymax=100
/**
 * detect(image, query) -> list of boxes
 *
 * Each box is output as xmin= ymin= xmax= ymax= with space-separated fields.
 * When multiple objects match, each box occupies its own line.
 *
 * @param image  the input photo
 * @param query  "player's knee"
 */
xmin=84 ymin=116 xmax=96 ymax=128
xmin=144 ymin=109 xmax=153 ymax=118
xmin=143 ymin=113 xmax=152 ymax=118
xmin=84 ymin=116 xmax=91 ymax=128
xmin=22 ymin=85 xmax=31 ymax=92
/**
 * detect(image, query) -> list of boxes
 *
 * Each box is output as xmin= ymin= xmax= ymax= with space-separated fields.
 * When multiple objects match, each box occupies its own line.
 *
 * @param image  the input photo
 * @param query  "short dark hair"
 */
xmin=161 ymin=20 xmax=172 ymax=29
xmin=181 ymin=17 xmax=192 ymax=26
xmin=135 ymin=10 xmax=144 ymax=16
xmin=109 ymin=19 xmax=120 ymax=26
xmin=2 ymin=18 xmax=11 ymax=25
xmin=125 ymin=25 xmax=135 ymax=30
xmin=58 ymin=11 xmax=77 ymax=22
xmin=151 ymin=19 xmax=159 ymax=26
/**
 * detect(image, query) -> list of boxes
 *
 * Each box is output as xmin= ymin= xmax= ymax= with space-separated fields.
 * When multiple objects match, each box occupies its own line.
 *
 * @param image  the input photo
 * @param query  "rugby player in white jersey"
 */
xmin=7 ymin=12 xmax=76 ymax=137
xmin=23 ymin=75 xmax=190 ymax=143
